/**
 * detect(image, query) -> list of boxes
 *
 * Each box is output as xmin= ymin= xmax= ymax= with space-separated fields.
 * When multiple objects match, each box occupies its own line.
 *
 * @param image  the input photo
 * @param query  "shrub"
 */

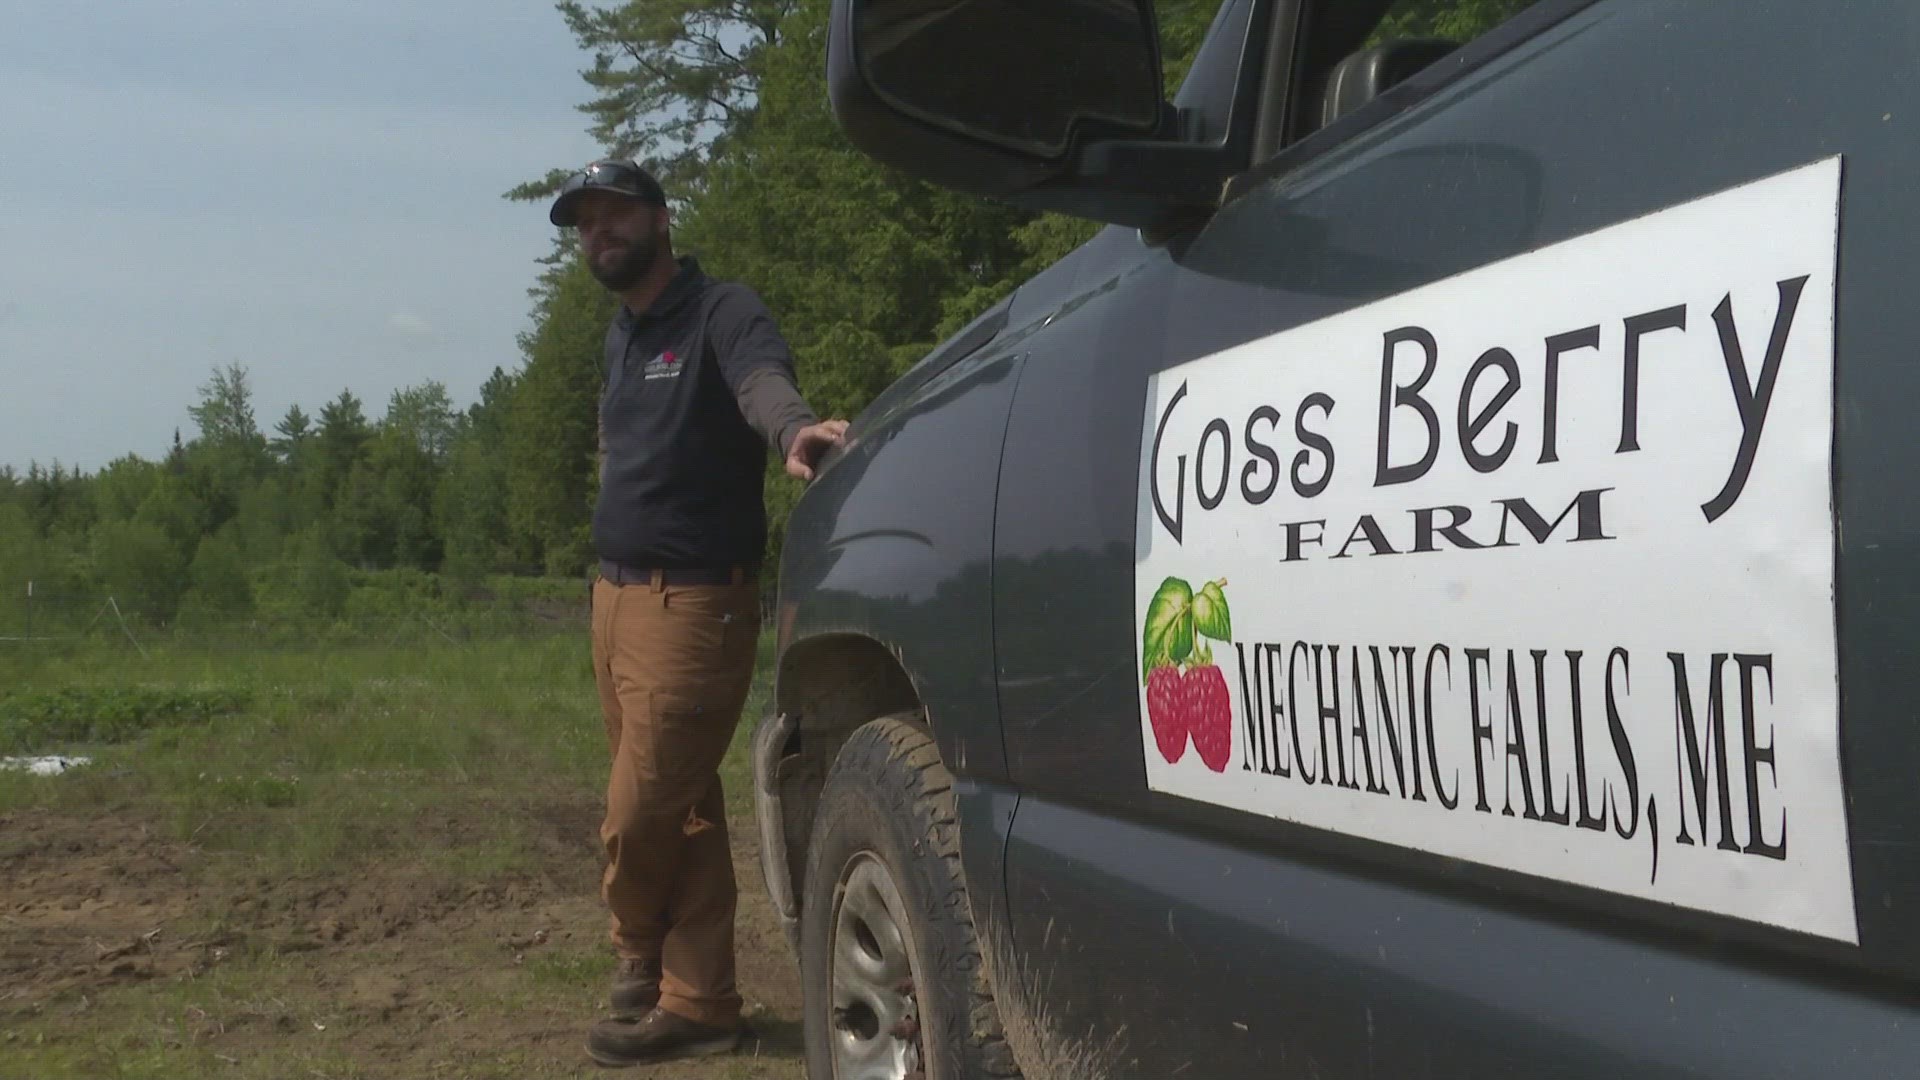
xmin=0 ymin=685 xmax=248 ymax=752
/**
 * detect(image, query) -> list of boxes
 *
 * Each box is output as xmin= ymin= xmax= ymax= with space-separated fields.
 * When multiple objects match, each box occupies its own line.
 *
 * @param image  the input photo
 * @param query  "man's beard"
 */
xmin=588 ymin=232 xmax=659 ymax=291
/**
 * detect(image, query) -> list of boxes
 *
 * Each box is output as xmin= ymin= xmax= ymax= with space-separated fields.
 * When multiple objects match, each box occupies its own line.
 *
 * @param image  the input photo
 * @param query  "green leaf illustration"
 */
xmin=1141 ymin=576 xmax=1193 ymax=681
xmin=1193 ymin=579 xmax=1231 ymax=642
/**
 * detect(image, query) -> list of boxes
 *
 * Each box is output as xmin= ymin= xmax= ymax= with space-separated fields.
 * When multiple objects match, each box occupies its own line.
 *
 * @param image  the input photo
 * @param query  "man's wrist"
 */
xmin=778 ymin=416 xmax=819 ymax=459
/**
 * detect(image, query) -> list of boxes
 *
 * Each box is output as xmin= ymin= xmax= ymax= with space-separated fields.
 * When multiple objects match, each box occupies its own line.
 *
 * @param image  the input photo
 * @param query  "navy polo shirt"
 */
xmin=594 ymin=256 xmax=799 ymax=570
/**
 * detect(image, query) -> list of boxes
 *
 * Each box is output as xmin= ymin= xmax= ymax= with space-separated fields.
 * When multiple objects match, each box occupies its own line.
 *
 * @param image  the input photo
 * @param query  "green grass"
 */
xmin=0 ymin=628 xmax=777 ymax=867
xmin=0 ymin=684 xmax=248 ymax=752
xmin=0 ymin=1044 xmax=496 ymax=1080
xmin=524 ymin=944 xmax=614 ymax=991
xmin=0 ymin=626 xmax=793 ymax=1080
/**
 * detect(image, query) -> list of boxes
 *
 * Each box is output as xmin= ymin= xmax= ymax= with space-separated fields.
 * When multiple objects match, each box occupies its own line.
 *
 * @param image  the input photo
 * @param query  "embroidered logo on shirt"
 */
xmin=642 ymin=349 xmax=683 ymax=381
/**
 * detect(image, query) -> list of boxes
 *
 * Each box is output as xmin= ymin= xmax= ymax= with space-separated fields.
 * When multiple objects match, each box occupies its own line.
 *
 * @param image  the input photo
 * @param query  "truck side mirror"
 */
xmin=849 ymin=0 xmax=1165 ymax=159
xmin=829 ymin=0 xmax=1261 ymax=232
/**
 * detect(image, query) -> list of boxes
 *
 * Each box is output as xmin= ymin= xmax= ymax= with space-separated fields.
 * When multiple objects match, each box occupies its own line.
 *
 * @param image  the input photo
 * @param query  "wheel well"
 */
xmin=768 ymin=633 xmax=925 ymax=918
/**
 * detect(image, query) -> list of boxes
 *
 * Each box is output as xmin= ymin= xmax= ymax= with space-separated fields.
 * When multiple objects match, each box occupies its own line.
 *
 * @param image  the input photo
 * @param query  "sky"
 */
xmin=0 ymin=0 xmax=604 ymax=472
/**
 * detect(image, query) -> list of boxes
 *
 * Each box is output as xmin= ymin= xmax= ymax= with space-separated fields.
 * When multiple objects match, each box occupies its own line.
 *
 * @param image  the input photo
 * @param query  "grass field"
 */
xmin=0 ymin=625 xmax=804 ymax=1079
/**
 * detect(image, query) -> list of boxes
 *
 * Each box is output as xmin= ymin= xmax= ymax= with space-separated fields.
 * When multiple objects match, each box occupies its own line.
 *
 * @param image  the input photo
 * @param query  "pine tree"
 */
xmin=504 ymin=257 xmax=616 ymax=575
xmin=187 ymin=362 xmax=265 ymax=450
xmin=311 ymin=391 xmax=372 ymax=512
xmin=272 ymin=404 xmax=313 ymax=465
xmin=437 ymin=367 xmax=520 ymax=580
xmin=505 ymin=0 xmax=798 ymax=203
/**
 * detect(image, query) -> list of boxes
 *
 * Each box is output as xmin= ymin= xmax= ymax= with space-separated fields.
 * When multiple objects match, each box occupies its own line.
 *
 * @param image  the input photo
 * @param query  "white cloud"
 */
xmin=387 ymin=309 xmax=440 ymax=340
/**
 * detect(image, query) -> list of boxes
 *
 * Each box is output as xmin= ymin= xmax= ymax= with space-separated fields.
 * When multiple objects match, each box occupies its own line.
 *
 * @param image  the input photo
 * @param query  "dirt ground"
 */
xmin=0 ymin=801 xmax=805 ymax=1079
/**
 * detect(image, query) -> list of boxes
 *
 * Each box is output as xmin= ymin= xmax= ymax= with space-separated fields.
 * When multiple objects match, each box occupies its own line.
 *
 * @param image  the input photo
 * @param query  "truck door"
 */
xmin=992 ymin=0 xmax=1920 ymax=1076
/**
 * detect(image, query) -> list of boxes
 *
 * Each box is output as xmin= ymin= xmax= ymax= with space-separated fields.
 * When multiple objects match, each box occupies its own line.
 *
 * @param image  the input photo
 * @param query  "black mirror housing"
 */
xmin=827 ymin=0 xmax=1269 ymax=231
xmin=853 ymin=0 xmax=1165 ymax=158
xmin=826 ymin=0 xmax=1070 ymax=199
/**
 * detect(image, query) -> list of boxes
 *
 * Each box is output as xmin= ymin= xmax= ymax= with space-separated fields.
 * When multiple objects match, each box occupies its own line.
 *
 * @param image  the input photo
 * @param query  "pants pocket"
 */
xmin=661 ymin=584 xmax=759 ymax=649
xmin=645 ymin=691 xmax=738 ymax=781
xmin=663 ymin=584 xmax=762 ymax=684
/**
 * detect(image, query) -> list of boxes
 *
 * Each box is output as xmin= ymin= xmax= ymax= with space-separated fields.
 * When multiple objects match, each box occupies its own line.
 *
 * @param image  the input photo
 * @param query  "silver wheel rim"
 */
xmin=828 ymin=852 xmax=920 ymax=1080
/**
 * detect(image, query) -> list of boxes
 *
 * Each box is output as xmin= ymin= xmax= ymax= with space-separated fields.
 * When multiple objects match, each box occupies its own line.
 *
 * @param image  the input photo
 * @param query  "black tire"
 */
xmin=799 ymin=714 xmax=1023 ymax=1080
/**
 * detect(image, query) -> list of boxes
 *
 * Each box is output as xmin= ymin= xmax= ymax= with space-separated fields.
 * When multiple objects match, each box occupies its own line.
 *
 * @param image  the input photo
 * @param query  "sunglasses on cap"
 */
xmin=550 ymin=159 xmax=667 ymax=227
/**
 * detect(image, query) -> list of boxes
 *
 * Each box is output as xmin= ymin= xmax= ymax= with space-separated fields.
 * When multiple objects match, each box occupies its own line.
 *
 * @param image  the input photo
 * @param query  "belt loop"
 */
xmin=650 ymin=568 xmax=666 ymax=593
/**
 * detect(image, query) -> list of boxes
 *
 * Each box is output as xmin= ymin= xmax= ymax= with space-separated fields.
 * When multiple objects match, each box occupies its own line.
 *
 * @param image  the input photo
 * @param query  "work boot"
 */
xmin=608 ymin=958 xmax=659 ymax=1015
xmin=587 ymin=1007 xmax=743 ymax=1067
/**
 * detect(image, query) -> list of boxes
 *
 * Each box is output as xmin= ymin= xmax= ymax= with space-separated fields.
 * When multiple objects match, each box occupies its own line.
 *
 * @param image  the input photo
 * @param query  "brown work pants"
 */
xmin=590 ymin=571 xmax=761 ymax=1027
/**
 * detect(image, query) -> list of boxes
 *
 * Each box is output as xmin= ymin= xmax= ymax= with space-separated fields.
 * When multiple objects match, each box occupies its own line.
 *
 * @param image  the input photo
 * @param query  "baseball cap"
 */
xmin=549 ymin=158 xmax=667 ymax=227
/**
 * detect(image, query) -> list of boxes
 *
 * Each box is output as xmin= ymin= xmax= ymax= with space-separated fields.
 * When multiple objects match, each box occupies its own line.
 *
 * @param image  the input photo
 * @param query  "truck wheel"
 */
xmin=799 ymin=714 xmax=1022 ymax=1080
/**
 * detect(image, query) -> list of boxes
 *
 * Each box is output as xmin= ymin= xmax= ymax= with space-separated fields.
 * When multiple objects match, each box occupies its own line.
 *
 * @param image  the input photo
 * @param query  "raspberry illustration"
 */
xmin=1183 ymin=663 xmax=1233 ymax=773
xmin=1141 ymin=576 xmax=1234 ymax=772
xmin=1146 ymin=665 xmax=1188 ymax=764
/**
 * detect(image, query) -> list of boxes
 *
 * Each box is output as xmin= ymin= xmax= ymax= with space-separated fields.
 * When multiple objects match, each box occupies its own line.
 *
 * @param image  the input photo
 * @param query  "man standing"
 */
xmin=547 ymin=158 xmax=847 ymax=1067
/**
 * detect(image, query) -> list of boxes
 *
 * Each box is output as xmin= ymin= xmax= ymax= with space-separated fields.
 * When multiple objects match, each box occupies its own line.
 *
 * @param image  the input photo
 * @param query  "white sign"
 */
xmin=1133 ymin=157 xmax=1856 ymax=943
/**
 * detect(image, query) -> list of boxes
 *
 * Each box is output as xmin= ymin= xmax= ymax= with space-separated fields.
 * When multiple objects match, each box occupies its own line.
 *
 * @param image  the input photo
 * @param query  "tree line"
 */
xmin=0 ymin=363 xmax=526 ymax=624
xmin=0 ymin=0 xmax=1517 ymax=627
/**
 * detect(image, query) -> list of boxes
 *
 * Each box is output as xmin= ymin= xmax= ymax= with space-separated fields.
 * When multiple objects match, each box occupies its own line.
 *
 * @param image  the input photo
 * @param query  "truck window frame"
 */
xmin=1234 ymin=0 xmax=1604 ymax=202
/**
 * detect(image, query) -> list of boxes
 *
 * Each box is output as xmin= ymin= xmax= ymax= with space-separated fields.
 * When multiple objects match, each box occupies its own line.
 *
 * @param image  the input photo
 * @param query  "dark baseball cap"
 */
xmin=549 ymin=158 xmax=667 ymax=227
